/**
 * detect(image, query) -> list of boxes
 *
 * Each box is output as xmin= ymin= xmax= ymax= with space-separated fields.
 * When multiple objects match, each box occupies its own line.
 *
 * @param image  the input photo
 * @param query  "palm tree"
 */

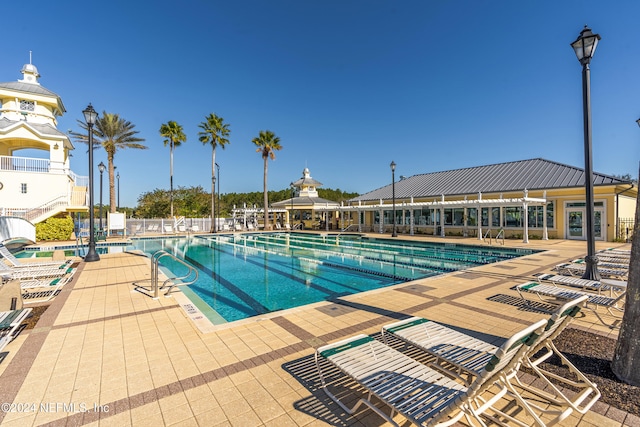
xmin=252 ymin=130 xmax=282 ymax=231
xmin=198 ymin=113 xmax=230 ymax=232
xmin=71 ymin=112 xmax=147 ymax=213
xmin=159 ymin=121 xmax=186 ymax=217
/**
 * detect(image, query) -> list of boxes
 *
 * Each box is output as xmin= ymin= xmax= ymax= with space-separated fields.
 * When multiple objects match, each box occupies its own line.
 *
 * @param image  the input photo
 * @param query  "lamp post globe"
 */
xmin=390 ymin=161 xmax=397 ymax=237
xmin=83 ymin=104 xmax=100 ymax=262
xmin=571 ymin=25 xmax=601 ymax=281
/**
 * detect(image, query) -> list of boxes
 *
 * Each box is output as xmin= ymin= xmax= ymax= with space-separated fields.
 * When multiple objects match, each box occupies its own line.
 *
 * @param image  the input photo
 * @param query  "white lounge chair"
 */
xmin=553 ymin=262 xmax=627 ymax=280
xmin=382 ymin=295 xmax=600 ymax=416
xmin=596 ymin=255 xmax=631 ymax=264
xmin=315 ymin=319 xmax=547 ymax=427
xmin=515 ymin=281 xmax=624 ymax=327
xmin=534 ymin=273 xmax=626 ymax=297
xmin=19 ymin=273 xmax=74 ymax=304
xmin=0 ymin=244 xmax=72 ymax=269
xmin=0 ymin=308 xmax=32 ymax=353
xmin=571 ymin=258 xmax=629 ymax=269
xmin=1 ymin=262 xmax=76 ymax=281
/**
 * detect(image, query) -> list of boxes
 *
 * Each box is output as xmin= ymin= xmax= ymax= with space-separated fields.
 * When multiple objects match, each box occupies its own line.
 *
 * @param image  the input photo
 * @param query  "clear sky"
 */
xmin=3 ymin=1 xmax=639 ymax=208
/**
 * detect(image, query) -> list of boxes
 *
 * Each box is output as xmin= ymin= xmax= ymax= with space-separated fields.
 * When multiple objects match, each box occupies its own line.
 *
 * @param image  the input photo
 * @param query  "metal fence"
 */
xmin=618 ymin=217 xmax=635 ymax=242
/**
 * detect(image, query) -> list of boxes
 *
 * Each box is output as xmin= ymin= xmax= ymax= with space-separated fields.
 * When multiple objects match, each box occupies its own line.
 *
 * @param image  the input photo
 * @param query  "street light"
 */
xmin=83 ymin=104 xmax=100 ymax=262
xmin=571 ymin=25 xmax=601 ymax=281
xmin=390 ymin=161 xmax=397 ymax=237
xmin=116 ymin=171 xmax=120 ymax=211
xmin=216 ymin=162 xmax=220 ymax=232
xmin=98 ymin=161 xmax=105 ymax=232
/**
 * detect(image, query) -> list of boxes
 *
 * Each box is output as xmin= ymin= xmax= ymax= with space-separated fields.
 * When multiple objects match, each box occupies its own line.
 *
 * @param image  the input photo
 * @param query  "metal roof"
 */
xmin=0 ymin=81 xmax=66 ymax=114
xmin=352 ymin=158 xmax=631 ymax=202
xmin=0 ymin=81 xmax=60 ymax=98
xmin=0 ymin=117 xmax=68 ymax=138
xmin=272 ymin=196 xmax=339 ymax=208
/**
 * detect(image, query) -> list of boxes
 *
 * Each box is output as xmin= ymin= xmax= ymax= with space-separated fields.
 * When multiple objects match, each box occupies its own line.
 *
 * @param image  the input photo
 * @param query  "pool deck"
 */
xmin=0 ymin=234 xmax=635 ymax=426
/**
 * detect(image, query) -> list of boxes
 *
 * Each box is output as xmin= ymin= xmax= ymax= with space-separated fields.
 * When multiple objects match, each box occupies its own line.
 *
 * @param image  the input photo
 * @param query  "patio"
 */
xmin=0 ymin=235 xmax=634 ymax=426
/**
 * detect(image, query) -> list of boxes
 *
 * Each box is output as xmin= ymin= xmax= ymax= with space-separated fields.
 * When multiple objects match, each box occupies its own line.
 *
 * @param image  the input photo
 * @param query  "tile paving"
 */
xmin=0 ymin=234 xmax=633 ymax=426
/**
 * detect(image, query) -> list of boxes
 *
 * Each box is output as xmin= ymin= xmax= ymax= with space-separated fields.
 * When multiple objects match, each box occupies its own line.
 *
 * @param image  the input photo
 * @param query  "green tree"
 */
xmin=198 ymin=113 xmax=230 ymax=231
xmin=71 ymin=112 xmax=147 ymax=213
xmin=611 ymin=167 xmax=640 ymax=385
xmin=159 ymin=121 xmax=186 ymax=217
xmin=252 ymin=130 xmax=282 ymax=230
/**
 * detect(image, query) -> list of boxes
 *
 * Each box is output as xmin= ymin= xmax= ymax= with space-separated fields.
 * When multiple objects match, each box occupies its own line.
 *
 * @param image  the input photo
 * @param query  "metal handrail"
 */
xmin=133 ymin=250 xmax=199 ymax=299
xmin=484 ymin=228 xmax=505 ymax=245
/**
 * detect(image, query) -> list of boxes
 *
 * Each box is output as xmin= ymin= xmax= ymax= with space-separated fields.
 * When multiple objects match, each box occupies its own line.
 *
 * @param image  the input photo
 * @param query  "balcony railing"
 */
xmin=0 ymin=155 xmax=50 ymax=172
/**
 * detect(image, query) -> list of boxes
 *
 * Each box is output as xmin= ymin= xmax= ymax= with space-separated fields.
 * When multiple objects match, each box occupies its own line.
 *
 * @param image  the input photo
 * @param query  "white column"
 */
xmin=410 ymin=209 xmax=414 ymax=235
xmin=523 ymin=201 xmax=529 ymax=244
xmin=542 ymin=191 xmax=549 ymax=240
xmin=477 ymin=192 xmax=483 ymax=240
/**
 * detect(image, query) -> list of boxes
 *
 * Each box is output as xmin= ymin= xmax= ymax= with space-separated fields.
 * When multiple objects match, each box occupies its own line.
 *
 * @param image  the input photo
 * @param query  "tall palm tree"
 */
xmin=159 ymin=121 xmax=186 ymax=217
xmin=252 ymin=130 xmax=282 ymax=231
xmin=198 ymin=113 xmax=230 ymax=232
xmin=71 ymin=112 xmax=147 ymax=213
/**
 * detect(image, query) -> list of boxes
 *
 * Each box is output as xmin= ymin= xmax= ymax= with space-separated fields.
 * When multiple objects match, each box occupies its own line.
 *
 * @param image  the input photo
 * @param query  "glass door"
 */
xmin=567 ymin=210 xmax=584 ymax=239
xmin=566 ymin=207 xmax=604 ymax=240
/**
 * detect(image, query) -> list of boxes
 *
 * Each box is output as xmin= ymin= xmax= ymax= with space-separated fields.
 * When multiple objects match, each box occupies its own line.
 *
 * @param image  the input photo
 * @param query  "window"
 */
xmin=467 ymin=208 xmax=477 ymax=226
xmin=505 ymin=207 xmax=522 ymax=227
xmin=444 ymin=208 xmax=453 ymax=225
xmin=21 ymin=183 xmax=27 ymax=194
xmin=547 ymin=201 xmax=554 ymax=228
xmin=492 ymin=207 xmax=501 ymax=227
xmin=481 ymin=208 xmax=489 ymax=227
xmin=20 ymin=100 xmax=35 ymax=111
xmin=452 ymin=208 xmax=464 ymax=226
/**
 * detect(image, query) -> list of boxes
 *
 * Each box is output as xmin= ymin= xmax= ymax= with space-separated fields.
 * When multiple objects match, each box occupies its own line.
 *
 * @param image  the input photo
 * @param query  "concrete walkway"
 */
xmin=0 ymin=235 xmax=635 ymax=426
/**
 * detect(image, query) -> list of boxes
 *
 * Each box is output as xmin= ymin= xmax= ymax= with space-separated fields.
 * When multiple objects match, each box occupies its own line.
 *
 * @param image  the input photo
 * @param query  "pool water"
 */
xmin=131 ymin=233 xmax=536 ymax=323
xmin=16 ymin=243 xmax=134 ymax=258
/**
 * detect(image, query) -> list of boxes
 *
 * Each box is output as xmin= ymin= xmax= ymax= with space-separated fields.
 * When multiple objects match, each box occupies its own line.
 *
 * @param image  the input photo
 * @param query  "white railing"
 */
xmin=70 ymin=171 xmax=89 ymax=187
xmin=0 ymin=155 xmax=50 ymax=173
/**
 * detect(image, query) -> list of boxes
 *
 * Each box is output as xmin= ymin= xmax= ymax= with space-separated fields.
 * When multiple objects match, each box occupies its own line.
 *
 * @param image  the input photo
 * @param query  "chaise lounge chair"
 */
xmin=0 ymin=244 xmax=72 ymax=269
xmin=19 ymin=273 xmax=74 ymax=304
xmin=534 ymin=273 xmax=626 ymax=297
xmin=515 ymin=281 xmax=624 ymax=327
xmin=553 ymin=262 xmax=627 ymax=280
xmin=0 ymin=262 xmax=76 ymax=281
xmin=381 ymin=295 xmax=599 ymax=418
xmin=0 ymin=308 xmax=32 ymax=353
xmin=315 ymin=319 xmax=547 ymax=427
xmin=571 ymin=258 xmax=629 ymax=269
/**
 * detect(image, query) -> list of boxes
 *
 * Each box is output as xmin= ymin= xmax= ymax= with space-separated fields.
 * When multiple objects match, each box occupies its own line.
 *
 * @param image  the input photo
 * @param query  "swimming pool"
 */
xmin=131 ymin=233 xmax=537 ymax=323
xmin=15 ymin=242 xmax=134 ymax=258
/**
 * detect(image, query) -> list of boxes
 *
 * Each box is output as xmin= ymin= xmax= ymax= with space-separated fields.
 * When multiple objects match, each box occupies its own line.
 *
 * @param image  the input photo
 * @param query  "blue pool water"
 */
xmin=131 ymin=233 xmax=537 ymax=323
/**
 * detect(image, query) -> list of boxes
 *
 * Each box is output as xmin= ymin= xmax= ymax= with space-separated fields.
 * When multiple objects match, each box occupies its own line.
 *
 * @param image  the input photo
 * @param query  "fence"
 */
xmin=618 ymin=217 xmax=635 ymax=242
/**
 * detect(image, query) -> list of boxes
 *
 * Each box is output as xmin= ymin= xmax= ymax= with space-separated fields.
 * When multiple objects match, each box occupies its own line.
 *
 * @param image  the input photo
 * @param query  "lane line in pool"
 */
xmin=183 ymin=253 xmax=271 ymax=316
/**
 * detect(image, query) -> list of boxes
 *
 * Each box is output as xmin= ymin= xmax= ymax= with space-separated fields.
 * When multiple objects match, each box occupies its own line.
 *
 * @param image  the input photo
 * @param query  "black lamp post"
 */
xmin=116 ymin=171 xmax=120 ymax=211
xmin=83 ymin=104 xmax=100 ymax=262
xmin=571 ymin=25 xmax=601 ymax=281
xmin=216 ymin=162 xmax=220 ymax=232
xmin=98 ymin=161 xmax=105 ymax=232
xmin=390 ymin=161 xmax=397 ymax=237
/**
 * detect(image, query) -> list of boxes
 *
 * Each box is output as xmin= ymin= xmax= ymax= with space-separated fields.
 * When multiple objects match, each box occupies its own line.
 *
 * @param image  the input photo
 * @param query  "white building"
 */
xmin=0 ymin=60 xmax=88 ymax=228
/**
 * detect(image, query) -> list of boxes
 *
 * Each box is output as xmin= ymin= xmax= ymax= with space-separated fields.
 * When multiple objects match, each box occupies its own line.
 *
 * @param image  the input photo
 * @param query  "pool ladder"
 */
xmin=133 ymin=250 xmax=199 ymax=299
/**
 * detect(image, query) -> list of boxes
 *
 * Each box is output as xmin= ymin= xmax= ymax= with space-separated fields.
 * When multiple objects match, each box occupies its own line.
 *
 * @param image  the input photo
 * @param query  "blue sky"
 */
xmin=3 ymin=1 xmax=640 ymax=208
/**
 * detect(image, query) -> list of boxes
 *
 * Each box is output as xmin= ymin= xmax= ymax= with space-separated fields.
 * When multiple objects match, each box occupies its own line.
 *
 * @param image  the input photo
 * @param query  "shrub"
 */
xmin=35 ymin=216 xmax=75 ymax=241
